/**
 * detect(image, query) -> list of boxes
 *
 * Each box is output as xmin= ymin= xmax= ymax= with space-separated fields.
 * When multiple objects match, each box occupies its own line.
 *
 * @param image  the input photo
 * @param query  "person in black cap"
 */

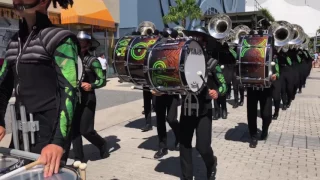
xmin=72 ymin=31 xmax=109 ymax=162
xmin=0 ymin=0 xmax=77 ymax=177
xmin=180 ymin=26 xmax=227 ymax=180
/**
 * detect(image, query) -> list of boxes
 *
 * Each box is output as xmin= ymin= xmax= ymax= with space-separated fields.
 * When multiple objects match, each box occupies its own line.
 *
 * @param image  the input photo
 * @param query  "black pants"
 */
xmin=155 ymin=95 xmax=180 ymax=148
xmin=72 ymin=92 xmax=106 ymax=161
xmin=280 ymin=66 xmax=294 ymax=105
xmin=214 ymin=95 xmax=227 ymax=110
xmin=292 ymin=65 xmax=300 ymax=96
xmin=143 ymin=87 xmax=155 ymax=125
xmin=272 ymin=80 xmax=281 ymax=115
xmin=9 ymin=109 xmax=71 ymax=165
xmin=247 ymin=88 xmax=272 ymax=138
xmin=180 ymin=110 xmax=214 ymax=180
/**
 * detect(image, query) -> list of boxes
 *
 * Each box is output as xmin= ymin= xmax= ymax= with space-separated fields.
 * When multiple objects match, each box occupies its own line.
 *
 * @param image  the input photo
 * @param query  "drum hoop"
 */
xmin=147 ymin=41 xmax=160 ymax=92
xmin=0 ymin=156 xmax=22 ymax=174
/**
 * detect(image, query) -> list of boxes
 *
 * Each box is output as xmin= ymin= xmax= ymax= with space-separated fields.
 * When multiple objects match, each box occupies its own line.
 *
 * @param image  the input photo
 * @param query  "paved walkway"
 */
xmin=2 ymin=70 xmax=320 ymax=180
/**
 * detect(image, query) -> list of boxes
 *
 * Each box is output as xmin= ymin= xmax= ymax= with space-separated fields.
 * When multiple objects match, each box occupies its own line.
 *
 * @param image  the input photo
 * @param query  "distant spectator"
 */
xmin=97 ymin=53 xmax=107 ymax=71
xmin=313 ymin=52 xmax=318 ymax=68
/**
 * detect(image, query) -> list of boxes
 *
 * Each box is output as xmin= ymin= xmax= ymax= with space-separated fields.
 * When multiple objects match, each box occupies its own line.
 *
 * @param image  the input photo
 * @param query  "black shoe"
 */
xmin=142 ymin=110 xmax=145 ymax=115
xmin=272 ymin=113 xmax=278 ymax=120
xmin=298 ymin=90 xmax=302 ymax=94
xmin=213 ymin=109 xmax=220 ymax=120
xmin=260 ymin=130 xmax=269 ymax=140
xmin=154 ymin=148 xmax=168 ymax=159
xmin=226 ymin=94 xmax=231 ymax=100
xmin=207 ymin=156 xmax=218 ymax=180
xmin=232 ymin=102 xmax=238 ymax=108
xmin=282 ymin=105 xmax=287 ymax=111
xmin=287 ymin=101 xmax=291 ymax=108
xmin=238 ymin=100 xmax=244 ymax=106
xmin=302 ymin=85 xmax=306 ymax=88
xmin=141 ymin=124 xmax=152 ymax=132
xmin=249 ymin=138 xmax=258 ymax=148
xmin=99 ymin=143 xmax=110 ymax=159
xmin=221 ymin=109 xmax=227 ymax=119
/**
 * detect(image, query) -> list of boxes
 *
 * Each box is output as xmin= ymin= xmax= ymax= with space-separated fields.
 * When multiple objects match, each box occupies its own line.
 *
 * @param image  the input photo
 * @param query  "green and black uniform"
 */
xmin=271 ymin=55 xmax=281 ymax=119
xmin=180 ymin=63 xmax=227 ymax=180
xmin=72 ymin=52 xmax=108 ymax=162
xmin=0 ymin=12 xmax=78 ymax=161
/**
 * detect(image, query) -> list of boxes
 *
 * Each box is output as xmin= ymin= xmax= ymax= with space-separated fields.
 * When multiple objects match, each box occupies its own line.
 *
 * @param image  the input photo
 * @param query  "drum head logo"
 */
xmin=187 ymin=48 xmax=203 ymax=55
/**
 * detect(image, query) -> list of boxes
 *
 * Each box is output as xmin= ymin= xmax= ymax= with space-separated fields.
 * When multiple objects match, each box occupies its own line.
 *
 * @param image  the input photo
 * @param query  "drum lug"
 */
xmin=179 ymin=64 xmax=185 ymax=72
xmin=143 ymin=66 xmax=149 ymax=73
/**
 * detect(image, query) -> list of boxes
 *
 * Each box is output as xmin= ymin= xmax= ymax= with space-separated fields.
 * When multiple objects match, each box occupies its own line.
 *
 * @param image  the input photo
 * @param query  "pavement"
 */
xmin=1 ymin=70 xmax=320 ymax=180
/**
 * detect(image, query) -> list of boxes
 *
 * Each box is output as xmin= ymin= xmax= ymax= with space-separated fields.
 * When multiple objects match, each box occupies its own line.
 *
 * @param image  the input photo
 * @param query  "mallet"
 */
xmin=79 ymin=163 xmax=87 ymax=180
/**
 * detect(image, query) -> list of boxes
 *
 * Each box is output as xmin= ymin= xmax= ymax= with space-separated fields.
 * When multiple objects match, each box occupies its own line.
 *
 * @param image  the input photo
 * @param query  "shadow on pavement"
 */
xmin=69 ymin=135 xmax=121 ymax=163
xmin=137 ymin=130 xmax=176 ymax=151
xmin=124 ymin=116 xmax=157 ymax=130
xmin=224 ymin=123 xmax=258 ymax=143
xmin=154 ymin=150 xmax=207 ymax=180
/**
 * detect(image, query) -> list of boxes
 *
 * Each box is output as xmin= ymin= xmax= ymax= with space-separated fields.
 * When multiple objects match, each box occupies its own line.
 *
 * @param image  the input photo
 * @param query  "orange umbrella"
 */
xmin=61 ymin=0 xmax=115 ymax=28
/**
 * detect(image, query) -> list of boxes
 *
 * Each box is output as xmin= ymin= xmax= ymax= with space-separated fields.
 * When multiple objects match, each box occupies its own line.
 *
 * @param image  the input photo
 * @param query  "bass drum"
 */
xmin=113 ymin=35 xmax=161 ymax=85
xmin=145 ymin=38 xmax=206 ymax=94
xmin=236 ymin=34 xmax=274 ymax=88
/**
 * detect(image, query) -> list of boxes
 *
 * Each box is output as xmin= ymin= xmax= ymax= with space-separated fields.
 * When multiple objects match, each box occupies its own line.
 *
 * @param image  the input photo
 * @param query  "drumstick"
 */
xmin=79 ymin=163 xmax=87 ymax=180
xmin=131 ymin=86 xmax=150 ymax=92
xmin=0 ymin=160 xmax=41 ymax=180
xmin=197 ymin=71 xmax=207 ymax=86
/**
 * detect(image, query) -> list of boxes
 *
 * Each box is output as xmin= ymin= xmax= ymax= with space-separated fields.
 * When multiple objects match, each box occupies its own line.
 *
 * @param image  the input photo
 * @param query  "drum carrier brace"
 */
xmin=184 ymin=93 xmax=199 ymax=116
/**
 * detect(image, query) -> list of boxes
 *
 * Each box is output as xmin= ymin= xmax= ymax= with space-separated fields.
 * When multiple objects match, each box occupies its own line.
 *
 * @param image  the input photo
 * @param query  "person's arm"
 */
xmin=274 ymin=58 xmax=280 ymax=79
xmin=51 ymin=37 xmax=78 ymax=147
xmin=90 ymin=59 xmax=107 ymax=89
xmin=214 ymin=65 xmax=227 ymax=96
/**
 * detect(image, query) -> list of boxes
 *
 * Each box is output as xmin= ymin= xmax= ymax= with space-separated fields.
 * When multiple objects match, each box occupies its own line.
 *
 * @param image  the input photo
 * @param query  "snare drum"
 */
xmin=145 ymin=38 xmax=206 ymax=94
xmin=236 ymin=34 xmax=273 ymax=88
xmin=7 ymin=166 xmax=79 ymax=180
xmin=113 ymin=35 xmax=160 ymax=85
xmin=0 ymin=156 xmax=22 ymax=174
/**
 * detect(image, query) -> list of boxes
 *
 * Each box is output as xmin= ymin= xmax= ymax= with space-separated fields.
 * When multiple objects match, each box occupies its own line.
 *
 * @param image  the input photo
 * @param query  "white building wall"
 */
xmin=246 ymin=0 xmax=320 ymax=37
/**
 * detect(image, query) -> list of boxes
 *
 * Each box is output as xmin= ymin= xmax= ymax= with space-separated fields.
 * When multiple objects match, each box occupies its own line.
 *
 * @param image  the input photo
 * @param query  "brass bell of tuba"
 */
xmin=288 ymin=24 xmax=305 ymax=46
xmin=231 ymin=25 xmax=251 ymax=44
xmin=207 ymin=14 xmax=232 ymax=43
xmin=301 ymin=33 xmax=310 ymax=50
xmin=173 ymin=26 xmax=186 ymax=37
xmin=268 ymin=21 xmax=294 ymax=47
xmin=137 ymin=21 xmax=156 ymax=36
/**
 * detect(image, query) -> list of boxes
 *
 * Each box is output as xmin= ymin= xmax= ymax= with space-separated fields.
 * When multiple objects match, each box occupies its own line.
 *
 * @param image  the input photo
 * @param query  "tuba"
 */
xmin=288 ymin=24 xmax=305 ymax=46
xmin=301 ymin=33 xmax=310 ymax=50
xmin=231 ymin=25 xmax=251 ymax=44
xmin=173 ymin=25 xmax=186 ymax=37
xmin=268 ymin=21 xmax=294 ymax=47
xmin=137 ymin=21 xmax=156 ymax=35
xmin=207 ymin=14 xmax=232 ymax=43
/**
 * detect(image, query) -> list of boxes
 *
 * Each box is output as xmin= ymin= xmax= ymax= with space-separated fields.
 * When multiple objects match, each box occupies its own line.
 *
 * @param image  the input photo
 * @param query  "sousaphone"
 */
xmin=136 ymin=21 xmax=156 ymax=35
xmin=207 ymin=14 xmax=232 ymax=44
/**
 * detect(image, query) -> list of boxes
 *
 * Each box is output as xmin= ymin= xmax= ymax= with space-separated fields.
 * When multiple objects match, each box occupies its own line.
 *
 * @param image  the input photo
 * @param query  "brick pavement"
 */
xmin=2 ymin=71 xmax=320 ymax=180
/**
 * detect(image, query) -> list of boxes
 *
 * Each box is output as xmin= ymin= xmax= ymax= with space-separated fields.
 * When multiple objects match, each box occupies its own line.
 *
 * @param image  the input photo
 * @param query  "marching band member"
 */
xmin=271 ymin=54 xmax=281 ymax=120
xmin=141 ymin=85 xmax=155 ymax=132
xmin=181 ymin=26 xmax=227 ymax=180
xmin=277 ymin=50 xmax=294 ymax=111
xmin=247 ymin=30 xmax=279 ymax=148
xmin=287 ymin=48 xmax=300 ymax=100
xmin=150 ymin=29 xmax=180 ymax=159
xmin=72 ymin=31 xmax=109 ymax=162
xmin=0 ymin=0 xmax=77 ymax=177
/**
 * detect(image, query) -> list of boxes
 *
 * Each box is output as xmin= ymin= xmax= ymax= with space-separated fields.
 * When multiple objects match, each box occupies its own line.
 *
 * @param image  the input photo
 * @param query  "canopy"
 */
xmin=61 ymin=0 xmax=115 ymax=29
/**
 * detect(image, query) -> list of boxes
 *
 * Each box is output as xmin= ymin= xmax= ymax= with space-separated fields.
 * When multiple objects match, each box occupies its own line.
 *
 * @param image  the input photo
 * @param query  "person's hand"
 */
xmin=271 ymin=74 xmax=277 ymax=81
xmin=39 ymin=144 xmax=63 ymax=177
xmin=151 ymin=90 xmax=163 ymax=96
xmin=208 ymin=89 xmax=218 ymax=99
xmin=81 ymin=82 xmax=92 ymax=91
xmin=0 ymin=126 xmax=5 ymax=141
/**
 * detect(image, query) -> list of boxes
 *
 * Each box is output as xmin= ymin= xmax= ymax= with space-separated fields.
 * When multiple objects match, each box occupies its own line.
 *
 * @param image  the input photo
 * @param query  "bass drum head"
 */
xmin=113 ymin=36 xmax=136 ymax=82
xmin=183 ymin=40 xmax=206 ymax=92
xmin=7 ymin=167 xmax=79 ymax=180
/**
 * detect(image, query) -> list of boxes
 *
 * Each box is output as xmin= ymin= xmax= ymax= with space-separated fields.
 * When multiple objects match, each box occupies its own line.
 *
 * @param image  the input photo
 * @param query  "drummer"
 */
xmin=178 ymin=26 xmax=227 ymax=180
xmin=72 ymin=31 xmax=109 ymax=162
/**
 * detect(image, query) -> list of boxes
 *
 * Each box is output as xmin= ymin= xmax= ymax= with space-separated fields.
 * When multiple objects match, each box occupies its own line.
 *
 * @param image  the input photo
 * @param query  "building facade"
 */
xmin=119 ymin=0 xmax=246 ymax=36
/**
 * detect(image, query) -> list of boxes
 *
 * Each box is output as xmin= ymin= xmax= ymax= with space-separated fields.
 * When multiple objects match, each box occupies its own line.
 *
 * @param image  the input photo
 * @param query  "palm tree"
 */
xmin=162 ymin=0 xmax=202 ymax=28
